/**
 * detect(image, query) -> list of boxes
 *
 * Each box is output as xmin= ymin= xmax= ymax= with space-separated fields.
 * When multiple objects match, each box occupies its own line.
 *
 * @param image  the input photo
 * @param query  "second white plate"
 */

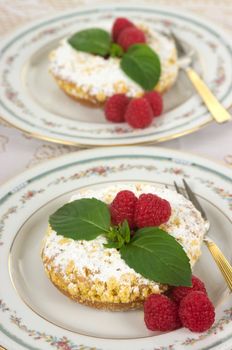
xmin=0 ymin=4 xmax=232 ymax=146
xmin=0 ymin=146 xmax=232 ymax=350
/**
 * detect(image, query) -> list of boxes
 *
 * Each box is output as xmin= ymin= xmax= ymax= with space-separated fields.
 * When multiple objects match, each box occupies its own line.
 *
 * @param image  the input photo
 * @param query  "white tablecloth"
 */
xmin=0 ymin=0 xmax=232 ymax=185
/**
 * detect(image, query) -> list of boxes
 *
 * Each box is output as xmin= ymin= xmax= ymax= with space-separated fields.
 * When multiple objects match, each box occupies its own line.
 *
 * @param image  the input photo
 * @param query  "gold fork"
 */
xmin=174 ymin=179 xmax=232 ymax=291
xmin=170 ymin=31 xmax=231 ymax=124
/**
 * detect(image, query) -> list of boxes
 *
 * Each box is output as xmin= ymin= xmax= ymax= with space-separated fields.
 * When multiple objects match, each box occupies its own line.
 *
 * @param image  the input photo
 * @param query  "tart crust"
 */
xmin=49 ymin=23 xmax=178 ymax=105
xmin=41 ymin=184 xmax=205 ymax=310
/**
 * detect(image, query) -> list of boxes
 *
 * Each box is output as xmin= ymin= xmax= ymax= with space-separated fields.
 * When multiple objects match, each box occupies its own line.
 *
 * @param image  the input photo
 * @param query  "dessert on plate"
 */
xmin=41 ymin=183 xmax=205 ymax=311
xmin=49 ymin=23 xmax=178 ymax=105
xmin=49 ymin=17 xmax=178 ymax=129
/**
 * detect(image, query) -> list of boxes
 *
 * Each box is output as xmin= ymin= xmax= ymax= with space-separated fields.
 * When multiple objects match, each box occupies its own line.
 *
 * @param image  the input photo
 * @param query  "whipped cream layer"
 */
xmin=49 ymin=23 xmax=178 ymax=100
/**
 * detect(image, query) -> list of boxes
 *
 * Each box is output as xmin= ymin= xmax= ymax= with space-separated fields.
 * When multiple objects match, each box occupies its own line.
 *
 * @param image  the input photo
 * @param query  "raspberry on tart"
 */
xmin=112 ymin=17 xmax=135 ymax=42
xmin=110 ymin=190 xmax=138 ymax=228
xmin=134 ymin=193 xmax=171 ymax=227
xmin=117 ymin=27 xmax=146 ymax=51
xmin=49 ymin=22 xmax=178 ymax=105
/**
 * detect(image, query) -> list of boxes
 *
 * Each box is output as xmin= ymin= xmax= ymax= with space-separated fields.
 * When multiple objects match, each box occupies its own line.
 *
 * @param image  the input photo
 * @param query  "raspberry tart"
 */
xmin=41 ymin=183 xmax=205 ymax=311
xmin=49 ymin=21 xmax=178 ymax=106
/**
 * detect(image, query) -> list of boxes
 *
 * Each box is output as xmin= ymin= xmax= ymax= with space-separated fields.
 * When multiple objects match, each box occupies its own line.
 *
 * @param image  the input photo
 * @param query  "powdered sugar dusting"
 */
xmin=42 ymin=183 xmax=205 ymax=288
xmin=49 ymin=22 xmax=178 ymax=98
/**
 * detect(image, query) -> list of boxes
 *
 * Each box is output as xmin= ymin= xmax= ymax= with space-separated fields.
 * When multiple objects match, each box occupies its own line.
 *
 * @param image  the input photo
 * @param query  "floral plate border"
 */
xmin=0 ymin=148 xmax=232 ymax=350
xmin=0 ymin=147 xmax=232 ymax=350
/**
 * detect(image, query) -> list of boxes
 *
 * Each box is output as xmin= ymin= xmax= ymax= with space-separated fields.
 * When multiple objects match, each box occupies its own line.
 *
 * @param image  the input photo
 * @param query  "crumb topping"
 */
xmin=49 ymin=22 xmax=178 ymax=100
xmin=42 ymin=183 xmax=205 ymax=300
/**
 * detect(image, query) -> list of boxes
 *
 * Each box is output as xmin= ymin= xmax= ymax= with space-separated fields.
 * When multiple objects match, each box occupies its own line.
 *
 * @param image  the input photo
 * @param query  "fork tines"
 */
xmin=174 ymin=179 xmax=207 ymax=221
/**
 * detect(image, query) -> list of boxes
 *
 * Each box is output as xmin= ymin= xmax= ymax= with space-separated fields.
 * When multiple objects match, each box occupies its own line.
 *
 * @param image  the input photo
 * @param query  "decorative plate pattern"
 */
xmin=0 ymin=4 xmax=232 ymax=146
xmin=0 ymin=146 xmax=232 ymax=350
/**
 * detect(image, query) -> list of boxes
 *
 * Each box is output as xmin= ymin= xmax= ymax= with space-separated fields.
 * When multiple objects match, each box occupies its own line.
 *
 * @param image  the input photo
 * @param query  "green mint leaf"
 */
xmin=49 ymin=198 xmax=111 ymax=240
xmin=120 ymin=44 xmax=161 ymax=90
xmin=104 ymin=241 xmax=122 ymax=249
xmin=104 ymin=221 xmax=131 ymax=249
xmin=120 ymin=227 xmax=191 ymax=286
xmin=68 ymin=28 xmax=111 ymax=56
xmin=107 ymin=227 xmax=118 ymax=241
xmin=110 ymin=43 xmax=124 ymax=57
xmin=116 ymin=231 xmax=124 ymax=245
xmin=120 ymin=220 xmax=131 ymax=243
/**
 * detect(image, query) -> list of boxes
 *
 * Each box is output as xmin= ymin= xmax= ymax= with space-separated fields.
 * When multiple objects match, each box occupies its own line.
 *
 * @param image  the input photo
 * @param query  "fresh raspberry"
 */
xmin=134 ymin=193 xmax=171 ymax=228
xmin=171 ymin=275 xmax=207 ymax=304
xmin=179 ymin=291 xmax=215 ymax=332
xmin=144 ymin=91 xmax=163 ymax=117
xmin=110 ymin=190 xmax=138 ymax=228
xmin=117 ymin=27 xmax=146 ymax=51
xmin=104 ymin=94 xmax=130 ymax=123
xmin=144 ymin=294 xmax=181 ymax=331
xmin=112 ymin=17 xmax=135 ymax=42
xmin=125 ymin=98 xmax=153 ymax=129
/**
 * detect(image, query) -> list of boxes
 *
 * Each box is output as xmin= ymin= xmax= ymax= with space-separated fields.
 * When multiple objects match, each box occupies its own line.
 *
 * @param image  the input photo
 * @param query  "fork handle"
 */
xmin=185 ymin=67 xmax=231 ymax=123
xmin=204 ymin=239 xmax=232 ymax=291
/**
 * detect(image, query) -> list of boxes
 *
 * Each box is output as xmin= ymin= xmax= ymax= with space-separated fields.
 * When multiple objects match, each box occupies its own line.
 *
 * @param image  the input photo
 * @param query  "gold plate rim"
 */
xmin=0 ymin=2 xmax=232 ymax=148
xmin=8 ymin=179 xmax=232 ymax=339
xmin=0 ymin=113 xmax=214 ymax=148
xmin=1 ymin=146 xmax=232 ymax=348
xmin=0 ymin=143 xmax=231 ymax=191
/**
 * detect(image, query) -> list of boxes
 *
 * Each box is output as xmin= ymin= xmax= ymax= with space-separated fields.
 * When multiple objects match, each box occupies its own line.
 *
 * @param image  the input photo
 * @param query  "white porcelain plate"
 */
xmin=0 ymin=146 xmax=232 ymax=350
xmin=0 ymin=4 xmax=232 ymax=146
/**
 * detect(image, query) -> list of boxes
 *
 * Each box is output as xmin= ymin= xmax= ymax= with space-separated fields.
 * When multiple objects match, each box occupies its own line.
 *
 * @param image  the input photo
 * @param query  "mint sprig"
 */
xmin=104 ymin=220 xmax=131 ymax=249
xmin=68 ymin=28 xmax=111 ymax=56
xmin=68 ymin=28 xmax=161 ymax=90
xmin=49 ymin=198 xmax=191 ymax=286
xmin=109 ymin=43 xmax=124 ymax=58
